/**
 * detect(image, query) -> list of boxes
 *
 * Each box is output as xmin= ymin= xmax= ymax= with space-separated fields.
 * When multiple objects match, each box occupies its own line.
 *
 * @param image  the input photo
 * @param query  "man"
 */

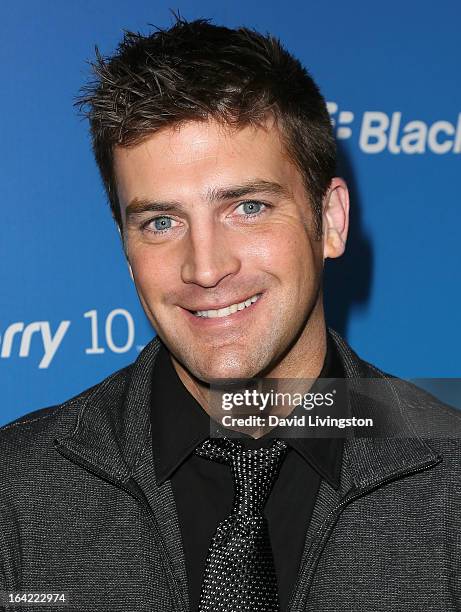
xmin=0 ymin=17 xmax=460 ymax=612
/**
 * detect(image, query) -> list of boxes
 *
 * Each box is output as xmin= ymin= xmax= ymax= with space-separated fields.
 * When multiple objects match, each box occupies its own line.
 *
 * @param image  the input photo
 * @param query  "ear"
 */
xmin=322 ymin=177 xmax=350 ymax=260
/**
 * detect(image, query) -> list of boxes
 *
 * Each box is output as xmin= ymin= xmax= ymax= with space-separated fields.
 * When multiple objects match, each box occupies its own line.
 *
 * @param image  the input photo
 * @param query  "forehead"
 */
xmin=113 ymin=118 xmax=304 ymax=205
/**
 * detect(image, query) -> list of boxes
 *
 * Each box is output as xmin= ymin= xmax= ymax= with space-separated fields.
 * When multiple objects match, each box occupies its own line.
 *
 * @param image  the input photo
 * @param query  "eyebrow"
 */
xmin=124 ymin=179 xmax=290 ymax=219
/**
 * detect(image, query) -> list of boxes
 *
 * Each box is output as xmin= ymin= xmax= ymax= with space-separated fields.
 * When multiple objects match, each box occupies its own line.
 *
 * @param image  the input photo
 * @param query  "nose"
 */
xmin=181 ymin=222 xmax=241 ymax=288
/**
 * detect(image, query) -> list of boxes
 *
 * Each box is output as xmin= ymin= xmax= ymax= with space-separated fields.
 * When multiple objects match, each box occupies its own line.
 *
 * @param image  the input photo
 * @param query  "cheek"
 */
xmin=250 ymin=222 xmax=318 ymax=277
xmin=129 ymin=247 xmax=175 ymax=298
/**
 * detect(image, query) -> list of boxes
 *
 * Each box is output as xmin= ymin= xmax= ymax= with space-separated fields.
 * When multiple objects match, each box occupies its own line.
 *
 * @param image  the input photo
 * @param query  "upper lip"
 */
xmin=181 ymin=292 xmax=262 ymax=312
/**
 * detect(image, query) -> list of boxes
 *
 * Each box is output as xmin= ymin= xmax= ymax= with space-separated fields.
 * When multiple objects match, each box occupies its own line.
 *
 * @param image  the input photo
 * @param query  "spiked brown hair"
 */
xmin=76 ymin=17 xmax=336 ymax=236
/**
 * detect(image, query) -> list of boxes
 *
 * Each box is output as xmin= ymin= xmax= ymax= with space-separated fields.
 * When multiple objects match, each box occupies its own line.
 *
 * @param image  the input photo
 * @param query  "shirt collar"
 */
xmin=151 ymin=330 xmax=345 ymax=488
xmin=151 ymin=344 xmax=210 ymax=485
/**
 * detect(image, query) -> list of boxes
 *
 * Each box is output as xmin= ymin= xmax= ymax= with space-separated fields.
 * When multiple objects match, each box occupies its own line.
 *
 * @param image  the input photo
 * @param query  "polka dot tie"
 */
xmin=195 ymin=437 xmax=288 ymax=611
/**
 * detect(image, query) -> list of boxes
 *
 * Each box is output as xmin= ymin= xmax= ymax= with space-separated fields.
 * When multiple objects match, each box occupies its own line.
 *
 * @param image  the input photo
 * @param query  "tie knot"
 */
xmin=196 ymin=437 xmax=287 ymax=515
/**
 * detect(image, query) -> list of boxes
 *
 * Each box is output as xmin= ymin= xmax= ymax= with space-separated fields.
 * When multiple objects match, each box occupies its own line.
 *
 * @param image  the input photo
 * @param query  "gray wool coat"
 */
xmin=1 ymin=329 xmax=460 ymax=611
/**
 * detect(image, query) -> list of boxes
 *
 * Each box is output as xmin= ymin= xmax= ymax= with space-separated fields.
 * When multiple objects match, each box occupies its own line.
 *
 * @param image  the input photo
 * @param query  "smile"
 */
xmin=193 ymin=294 xmax=262 ymax=318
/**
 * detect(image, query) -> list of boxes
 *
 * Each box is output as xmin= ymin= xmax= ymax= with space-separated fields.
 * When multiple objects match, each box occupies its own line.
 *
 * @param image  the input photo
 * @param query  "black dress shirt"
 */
xmin=151 ymin=332 xmax=345 ymax=611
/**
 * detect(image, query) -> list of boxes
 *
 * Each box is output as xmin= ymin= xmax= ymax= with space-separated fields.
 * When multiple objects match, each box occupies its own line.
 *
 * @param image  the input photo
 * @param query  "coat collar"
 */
xmin=56 ymin=328 xmax=440 ymax=491
xmin=328 ymin=329 xmax=440 ymax=493
xmin=56 ymin=337 xmax=162 ymax=482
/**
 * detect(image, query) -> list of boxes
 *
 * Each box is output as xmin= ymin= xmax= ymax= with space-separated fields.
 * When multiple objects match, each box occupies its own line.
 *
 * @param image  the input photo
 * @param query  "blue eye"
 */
xmin=237 ymin=201 xmax=265 ymax=215
xmin=140 ymin=215 xmax=180 ymax=237
xmin=153 ymin=216 xmax=172 ymax=231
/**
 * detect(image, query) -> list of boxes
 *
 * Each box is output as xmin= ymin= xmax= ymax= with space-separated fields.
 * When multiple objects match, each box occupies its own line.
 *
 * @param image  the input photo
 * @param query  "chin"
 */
xmin=193 ymin=356 xmax=258 ymax=383
xmin=197 ymin=366 xmax=253 ymax=384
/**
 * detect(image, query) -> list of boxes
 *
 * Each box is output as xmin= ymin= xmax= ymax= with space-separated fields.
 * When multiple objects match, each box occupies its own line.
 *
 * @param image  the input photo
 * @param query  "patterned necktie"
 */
xmin=195 ymin=437 xmax=288 ymax=612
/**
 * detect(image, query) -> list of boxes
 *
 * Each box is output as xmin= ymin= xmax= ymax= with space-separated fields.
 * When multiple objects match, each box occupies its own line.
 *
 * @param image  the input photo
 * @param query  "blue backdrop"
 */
xmin=1 ymin=0 xmax=460 ymax=426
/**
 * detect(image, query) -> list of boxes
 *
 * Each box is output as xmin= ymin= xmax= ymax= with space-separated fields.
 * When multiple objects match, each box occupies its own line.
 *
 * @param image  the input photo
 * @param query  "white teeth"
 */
xmin=217 ymin=306 xmax=231 ymax=317
xmin=194 ymin=294 xmax=261 ymax=318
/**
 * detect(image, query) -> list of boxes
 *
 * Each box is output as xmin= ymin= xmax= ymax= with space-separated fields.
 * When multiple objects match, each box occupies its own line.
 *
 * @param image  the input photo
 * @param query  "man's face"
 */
xmin=114 ymin=119 xmax=334 ymax=381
